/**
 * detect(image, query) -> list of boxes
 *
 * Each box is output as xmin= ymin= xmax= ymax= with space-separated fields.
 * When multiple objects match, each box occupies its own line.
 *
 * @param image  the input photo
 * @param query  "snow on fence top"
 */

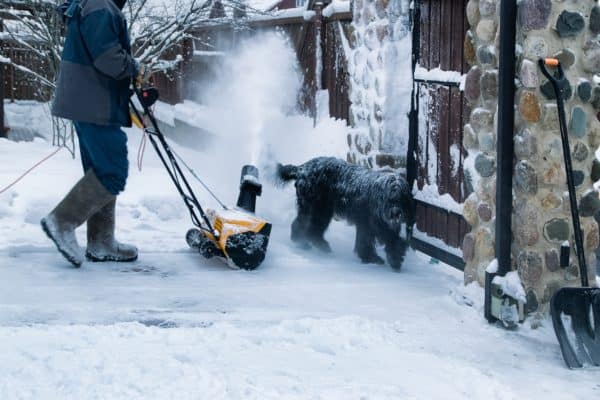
xmin=414 ymin=64 xmax=465 ymax=87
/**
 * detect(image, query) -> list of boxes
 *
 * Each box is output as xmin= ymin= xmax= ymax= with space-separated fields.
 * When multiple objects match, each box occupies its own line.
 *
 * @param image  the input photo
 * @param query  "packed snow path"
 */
xmin=0 ymin=125 xmax=599 ymax=399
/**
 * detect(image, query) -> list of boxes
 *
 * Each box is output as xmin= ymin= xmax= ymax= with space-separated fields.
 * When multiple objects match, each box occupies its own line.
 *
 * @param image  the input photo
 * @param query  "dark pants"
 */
xmin=74 ymin=121 xmax=129 ymax=195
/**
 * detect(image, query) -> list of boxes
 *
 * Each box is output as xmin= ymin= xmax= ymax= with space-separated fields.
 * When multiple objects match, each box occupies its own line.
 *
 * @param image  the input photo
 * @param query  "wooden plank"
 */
xmin=0 ymin=63 xmax=4 ymax=137
xmin=451 ymin=0 xmax=466 ymax=73
xmin=437 ymin=85 xmax=450 ymax=194
xmin=448 ymin=86 xmax=463 ymax=202
xmin=429 ymin=0 xmax=441 ymax=68
xmin=447 ymin=213 xmax=458 ymax=248
xmin=419 ymin=0 xmax=430 ymax=69
xmin=440 ymin=0 xmax=452 ymax=71
xmin=460 ymin=93 xmax=471 ymax=201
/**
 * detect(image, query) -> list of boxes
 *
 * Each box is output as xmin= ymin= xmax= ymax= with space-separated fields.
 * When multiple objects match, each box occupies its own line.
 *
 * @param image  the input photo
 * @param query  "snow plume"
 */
xmin=189 ymin=32 xmax=345 ymax=171
xmin=178 ymin=31 xmax=346 ymax=219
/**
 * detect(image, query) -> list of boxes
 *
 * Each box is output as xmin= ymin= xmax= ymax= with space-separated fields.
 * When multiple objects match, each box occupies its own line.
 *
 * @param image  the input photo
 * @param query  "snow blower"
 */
xmin=129 ymin=86 xmax=271 ymax=270
xmin=539 ymin=58 xmax=600 ymax=369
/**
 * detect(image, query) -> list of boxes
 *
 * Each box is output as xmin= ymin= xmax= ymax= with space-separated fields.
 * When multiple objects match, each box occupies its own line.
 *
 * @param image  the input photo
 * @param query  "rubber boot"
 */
xmin=41 ymin=170 xmax=114 ymax=267
xmin=86 ymin=198 xmax=138 ymax=262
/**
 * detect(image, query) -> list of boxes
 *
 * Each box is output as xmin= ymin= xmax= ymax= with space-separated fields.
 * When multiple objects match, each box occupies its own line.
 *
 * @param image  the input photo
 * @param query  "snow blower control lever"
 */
xmin=129 ymin=85 xmax=272 ymax=270
xmin=538 ymin=58 xmax=600 ymax=369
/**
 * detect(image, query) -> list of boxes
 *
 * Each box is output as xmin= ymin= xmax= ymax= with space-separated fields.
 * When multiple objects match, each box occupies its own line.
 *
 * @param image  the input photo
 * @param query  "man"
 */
xmin=41 ymin=0 xmax=143 ymax=267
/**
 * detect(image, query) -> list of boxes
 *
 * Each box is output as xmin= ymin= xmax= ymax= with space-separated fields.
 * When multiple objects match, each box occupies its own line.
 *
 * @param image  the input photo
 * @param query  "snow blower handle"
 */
xmin=538 ymin=58 xmax=567 ymax=93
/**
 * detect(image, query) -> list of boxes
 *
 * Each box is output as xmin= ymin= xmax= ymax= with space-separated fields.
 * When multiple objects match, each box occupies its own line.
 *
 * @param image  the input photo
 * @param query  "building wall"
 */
xmin=464 ymin=0 xmax=600 ymax=315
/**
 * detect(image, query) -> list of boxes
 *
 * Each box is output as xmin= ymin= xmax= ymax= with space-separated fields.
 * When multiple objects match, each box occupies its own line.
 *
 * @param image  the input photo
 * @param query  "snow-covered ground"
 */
xmin=1 ymin=33 xmax=599 ymax=399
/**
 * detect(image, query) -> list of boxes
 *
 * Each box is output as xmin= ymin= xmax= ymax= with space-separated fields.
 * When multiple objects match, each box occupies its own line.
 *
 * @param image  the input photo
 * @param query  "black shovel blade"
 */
xmin=550 ymin=287 xmax=600 ymax=368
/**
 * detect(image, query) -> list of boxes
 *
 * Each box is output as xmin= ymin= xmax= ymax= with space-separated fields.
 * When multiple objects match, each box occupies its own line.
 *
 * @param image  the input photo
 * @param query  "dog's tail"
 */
xmin=274 ymin=163 xmax=299 ymax=187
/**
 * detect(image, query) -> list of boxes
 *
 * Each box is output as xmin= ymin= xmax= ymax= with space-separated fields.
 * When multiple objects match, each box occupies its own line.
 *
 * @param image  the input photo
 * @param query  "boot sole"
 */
xmin=41 ymin=219 xmax=82 ymax=268
xmin=85 ymin=252 xmax=138 ymax=263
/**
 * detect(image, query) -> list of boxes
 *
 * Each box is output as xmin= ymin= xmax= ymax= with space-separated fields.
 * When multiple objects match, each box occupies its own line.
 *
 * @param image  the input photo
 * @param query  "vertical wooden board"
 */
xmin=419 ymin=0 xmax=430 ymax=69
xmin=416 ymin=201 xmax=426 ymax=233
xmin=416 ymin=84 xmax=429 ymax=189
xmin=429 ymin=0 xmax=441 ymax=68
xmin=440 ymin=0 xmax=453 ymax=71
xmin=437 ymin=85 xmax=450 ymax=194
xmin=462 ymin=0 xmax=470 ymax=74
xmin=447 ymin=213 xmax=460 ymax=248
xmin=448 ymin=86 xmax=463 ymax=202
xmin=451 ymin=0 xmax=466 ymax=73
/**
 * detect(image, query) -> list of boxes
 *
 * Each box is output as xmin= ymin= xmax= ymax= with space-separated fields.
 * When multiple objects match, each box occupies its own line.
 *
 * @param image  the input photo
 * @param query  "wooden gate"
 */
xmin=408 ymin=0 xmax=470 ymax=269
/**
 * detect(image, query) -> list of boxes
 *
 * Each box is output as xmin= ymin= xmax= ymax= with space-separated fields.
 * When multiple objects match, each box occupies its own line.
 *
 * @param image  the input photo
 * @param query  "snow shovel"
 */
xmin=539 ymin=58 xmax=600 ymax=369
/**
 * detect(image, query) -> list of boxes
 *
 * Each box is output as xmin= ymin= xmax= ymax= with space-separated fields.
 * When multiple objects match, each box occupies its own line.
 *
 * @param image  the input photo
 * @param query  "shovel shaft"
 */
xmin=539 ymin=59 xmax=588 ymax=287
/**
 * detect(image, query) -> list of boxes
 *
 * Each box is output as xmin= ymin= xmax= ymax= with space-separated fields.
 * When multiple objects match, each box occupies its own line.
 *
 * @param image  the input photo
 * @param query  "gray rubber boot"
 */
xmin=41 ymin=170 xmax=114 ymax=267
xmin=86 ymin=198 xmax=138 ymax=262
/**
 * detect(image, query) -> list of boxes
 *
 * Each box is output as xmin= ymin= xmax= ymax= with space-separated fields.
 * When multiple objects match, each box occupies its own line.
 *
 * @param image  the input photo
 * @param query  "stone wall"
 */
xmin=346 ymin=0 xmax=412 ymax=170
xmin=464 ymin=0 xmax=600 ymax=314
xmin=461 ymin=0 xmax=501 ymax=286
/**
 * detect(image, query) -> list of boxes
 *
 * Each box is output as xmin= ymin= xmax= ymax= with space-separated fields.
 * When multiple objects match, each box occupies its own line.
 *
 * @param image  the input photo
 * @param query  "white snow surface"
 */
xmin=0 ymin=33 xmax=599 ymax=399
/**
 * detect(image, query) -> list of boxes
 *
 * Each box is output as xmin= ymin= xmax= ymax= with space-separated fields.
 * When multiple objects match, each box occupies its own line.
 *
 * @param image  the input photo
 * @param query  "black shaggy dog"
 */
xmin=277 ymin=157 xmax=415 ymax=270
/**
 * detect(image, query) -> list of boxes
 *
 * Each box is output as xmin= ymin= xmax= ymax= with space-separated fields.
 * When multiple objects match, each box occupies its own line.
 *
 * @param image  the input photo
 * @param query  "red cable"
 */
xmin=0 ymin=147 xmax=63 ymax=195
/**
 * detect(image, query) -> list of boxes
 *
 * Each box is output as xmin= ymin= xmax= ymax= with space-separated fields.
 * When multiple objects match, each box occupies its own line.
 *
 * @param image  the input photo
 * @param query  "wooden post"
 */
xmin=312 ymin=1 xmax=324 ymax=124
xmin=0 ymin=63 xmax=5 ymax=138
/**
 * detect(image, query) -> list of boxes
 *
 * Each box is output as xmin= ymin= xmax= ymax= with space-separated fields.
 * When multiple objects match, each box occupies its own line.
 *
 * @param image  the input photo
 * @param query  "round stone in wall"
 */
xmin=555 ymin=10 xmax=585 ymax=38
xmin=524 ymin=36 xmax=548 ymax=60
xmin=573 ymin=170 xmax=585 ymax=187
xmin=519 ymin=91 xmax=541 ymax=123
xmin=463 ymin=193 xmax=479 ymax=226
xmin=591 ymin=87 xmax=600 ymax=110
xmin=542 ymin=103 xmax=560 ymax=131
xmin=479 ymin=0 xmax=497 ymax=17
xmin=572 ymin=142 xmax=589 ymax=162
xmin=579 ymin=190 xmax=600 ymax=217
xmin=478 ymin=203 xmax=492 ymax=222
xmin=481 ymin=71 xmax=498 ymax=103
xmin=463 ymin=233 xmax=475 ymax=261
xmin=518 ymin=0 xmax=552 ymax=32
xmin=466 ymin=0 xmax=480 ymax=27
xmin=476 ymin=45 xmax=496 ymax=66
xmin=515 ymin=161 xmax=537 ymax=195
xmin=478 ymin=131 xmax=496 ymax=153
xmin=475 ymin=154 xmax=496 ymax=178
xmin=464 ymin=67 xmax=482 ymax=103
xmin=519 ymin=59 xmax=539 ymax=89
xmin=553 ymin=49 xmax=576 ymax=69
xmin=515 ymin=200 xmax=540 ymax=246
xmin=517 ymin=251 xmax=544 ymax=287
xmin=463 ymin=124 xmax=478 ymax=149
xmin=577 ymin=80 xmax=592 ymax=102
xmin=476 ymin=19 xmax=497 ymax=43
xmin=526 ymin=289 xmax=539 ymax=314
xmin=570 ymin=107 xmax=587 ymax=138
xmin=464 ymin=32 xmax=476 ymax=66
xmin=540 ymin=79 xmax=572 ymax=100
xmin=586 ymin=221 xmax=600 ymax=250
xmin=544 ymin=218 xmax=570 ymax=242
xmin=544 ymin=249 xmax=560 ymax=272
xmin=470 ymin=108 xmax=494 ymax=132
xmin=475 ymin=228 xmax=495 ymax=259
xmin=541 ymin=191 xmax=562 ymax=210
xmin=515 ymin=128 xmax=538 ymax=159
xmin=583 ymin=40 xmax=600 ymax=74
xmin=591 ymin=5 xmax=600 ymax=34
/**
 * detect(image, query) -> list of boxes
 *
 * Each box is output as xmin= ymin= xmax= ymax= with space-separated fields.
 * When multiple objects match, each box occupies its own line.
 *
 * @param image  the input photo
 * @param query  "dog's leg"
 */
xmin=354 ymin=223 xmax=385 ymax=265
xmin=384 ymin=235 xmax=409 ymax=271
xmin=291 ymin=201 xmax=311 ymax=249
xmin=307 ymin=203 xmax=333 ymax=253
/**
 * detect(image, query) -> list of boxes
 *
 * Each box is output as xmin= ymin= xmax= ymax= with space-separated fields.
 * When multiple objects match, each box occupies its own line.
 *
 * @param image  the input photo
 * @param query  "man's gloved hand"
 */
xmin=135 ymin=63 xmax=152 ymax=88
